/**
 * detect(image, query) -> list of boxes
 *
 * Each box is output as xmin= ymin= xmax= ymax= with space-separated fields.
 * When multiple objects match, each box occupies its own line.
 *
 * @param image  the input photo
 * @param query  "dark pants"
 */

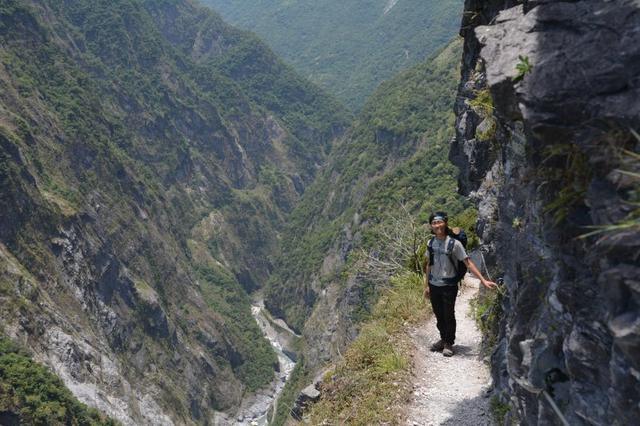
xmin=429 ymin=283 xmax=459 ymax=345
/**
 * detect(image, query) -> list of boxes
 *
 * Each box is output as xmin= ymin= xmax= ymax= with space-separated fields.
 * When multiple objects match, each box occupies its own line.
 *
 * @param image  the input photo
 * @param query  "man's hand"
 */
xmin=466 ymin=259 xmax=498 ymax=291
xmin=423 ymin=286 xmax=430 ymax=299
xmin=482 ymin=280 xmax=498 ymax=290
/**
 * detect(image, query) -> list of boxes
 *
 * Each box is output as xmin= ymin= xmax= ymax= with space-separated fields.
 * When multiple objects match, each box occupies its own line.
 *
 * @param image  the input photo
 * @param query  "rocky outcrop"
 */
xmin=291 ymin=383 xmax=321 ymax=419
xmin=452 ymin=1 xmax=640 ymax=424
xmin=290 ymin=368 xmax=329 ymax=420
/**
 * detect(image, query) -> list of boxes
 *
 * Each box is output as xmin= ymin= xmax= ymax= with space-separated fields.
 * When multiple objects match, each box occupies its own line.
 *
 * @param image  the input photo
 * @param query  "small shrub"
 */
xmin=490 ymin=394 xmax=511 ymax=424
xmin=513 ymin=55 xmax=533 ymax=82
xmin=468 ymin=88 xmax=494 ymax=116
xmin=471 ymin=285 xmax=504 ymax=351
xmin=512 ymin=217 xmax=523 ymax=230
xmin=468 ymin=89 xmax=497 ymax=141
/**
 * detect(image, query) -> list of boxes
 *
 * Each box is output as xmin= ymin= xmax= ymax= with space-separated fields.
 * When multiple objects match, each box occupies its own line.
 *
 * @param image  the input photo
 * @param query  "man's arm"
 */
xmin=464 ymin=258 xmax=498 ymax=290
xmin=452 ymin=240 xmax=497 ymax=290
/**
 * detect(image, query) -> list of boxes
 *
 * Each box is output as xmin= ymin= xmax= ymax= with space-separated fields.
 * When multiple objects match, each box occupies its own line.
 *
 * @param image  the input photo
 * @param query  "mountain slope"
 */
xmin=0 ymin=337 xmax=116 ymax=425
xmin=0 ymin=0 xmax=348 ymax=423
xmin=264 ymin=38 xmax=472 ymax=362
xmin=201 ymin=0 xmax=463 ymax=110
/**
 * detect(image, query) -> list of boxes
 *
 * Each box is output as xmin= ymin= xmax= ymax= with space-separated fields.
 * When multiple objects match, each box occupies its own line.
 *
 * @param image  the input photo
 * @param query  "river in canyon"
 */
xmin=233 ymin=298 xmax=299 ymax=425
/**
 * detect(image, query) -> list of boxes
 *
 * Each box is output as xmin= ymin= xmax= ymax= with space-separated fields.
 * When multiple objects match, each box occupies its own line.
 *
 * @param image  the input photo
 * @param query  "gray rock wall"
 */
xmin=452 ymin=1 xmax=640 ymax=424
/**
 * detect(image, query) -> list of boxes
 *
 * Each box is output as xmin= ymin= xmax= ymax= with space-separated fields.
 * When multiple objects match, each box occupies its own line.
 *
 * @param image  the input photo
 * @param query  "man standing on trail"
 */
xmin=423 ymin=212 xmax=497 ymax=357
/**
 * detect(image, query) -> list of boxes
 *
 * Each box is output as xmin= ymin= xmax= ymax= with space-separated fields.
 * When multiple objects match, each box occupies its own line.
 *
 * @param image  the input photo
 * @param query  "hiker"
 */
xmin=422 ymin=211 xmax=497 ymax=357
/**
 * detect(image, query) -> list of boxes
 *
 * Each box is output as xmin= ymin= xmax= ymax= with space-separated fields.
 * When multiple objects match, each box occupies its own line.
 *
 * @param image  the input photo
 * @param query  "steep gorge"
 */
xmin=263 ymin=38 xmax=476 ymax=387
xmin=453 ymin=0 xmax=640 ymax=424
xmin=0 ymin=0 xmax=348 ymax=423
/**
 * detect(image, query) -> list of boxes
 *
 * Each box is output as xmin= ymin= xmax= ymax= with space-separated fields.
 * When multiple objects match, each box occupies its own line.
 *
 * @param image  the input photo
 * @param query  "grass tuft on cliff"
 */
xmin=306 ymin=271 xmax=426 ymax=425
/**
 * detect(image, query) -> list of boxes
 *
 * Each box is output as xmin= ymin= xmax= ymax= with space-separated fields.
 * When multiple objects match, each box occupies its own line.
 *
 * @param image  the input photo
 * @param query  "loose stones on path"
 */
xmin=404 ymin=277 xmax=493 ymax=426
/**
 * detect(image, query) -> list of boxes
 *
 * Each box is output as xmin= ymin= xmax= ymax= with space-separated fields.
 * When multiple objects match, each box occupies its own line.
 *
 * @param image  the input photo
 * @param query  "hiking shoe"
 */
xmin=443 ymin=343 xmax=454 ymax=357
xmin=430 ymin=340 xmax=445 ymax=352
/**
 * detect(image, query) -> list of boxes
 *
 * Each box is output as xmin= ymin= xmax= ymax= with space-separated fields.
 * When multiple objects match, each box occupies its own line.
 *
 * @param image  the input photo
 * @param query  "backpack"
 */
xmin=427 ymin=227 xmax=468 ymax=285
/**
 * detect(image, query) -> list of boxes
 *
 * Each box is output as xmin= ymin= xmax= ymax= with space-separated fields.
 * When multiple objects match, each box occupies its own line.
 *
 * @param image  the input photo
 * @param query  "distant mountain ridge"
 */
xmin=201 ymin=0 xmax=463 ymax=110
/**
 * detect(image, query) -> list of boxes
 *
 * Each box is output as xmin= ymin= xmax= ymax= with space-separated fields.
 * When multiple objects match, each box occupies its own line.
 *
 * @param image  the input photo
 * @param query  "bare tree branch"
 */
xmin=356 ymin=203 xmax=429 ymax=285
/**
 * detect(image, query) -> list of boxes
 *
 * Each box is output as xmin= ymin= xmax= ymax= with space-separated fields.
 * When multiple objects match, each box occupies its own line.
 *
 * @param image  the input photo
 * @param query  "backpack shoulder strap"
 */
xmin=445 ymin=236 xmax=456 ymax=255
xmin=427 ymin=237 xmax=435 ymax=266
xmin=445 ymin=237 xmax=458 ymax=273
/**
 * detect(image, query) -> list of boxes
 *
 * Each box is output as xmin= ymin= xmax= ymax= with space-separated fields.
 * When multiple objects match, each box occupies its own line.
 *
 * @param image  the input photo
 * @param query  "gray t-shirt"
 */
xmin=427 ymin=236 xmax=468 ymax=286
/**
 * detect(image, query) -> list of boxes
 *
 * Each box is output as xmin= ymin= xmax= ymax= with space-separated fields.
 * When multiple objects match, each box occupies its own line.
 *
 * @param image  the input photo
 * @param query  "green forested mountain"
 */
xmin=0 ymin=0 xmax=347 ymax=423
xmin=265 ymin=38 xmax=470 ymax=339
xmin=265 ymin=38 xmax=471 ymax=424
xmin=201 ymin=0 xmax=463 ymax=110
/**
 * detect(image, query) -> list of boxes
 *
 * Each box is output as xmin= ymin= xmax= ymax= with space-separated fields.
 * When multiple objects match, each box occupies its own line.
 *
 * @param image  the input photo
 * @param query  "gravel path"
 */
xmin=404 ymin=277 xmax=493 ymax=426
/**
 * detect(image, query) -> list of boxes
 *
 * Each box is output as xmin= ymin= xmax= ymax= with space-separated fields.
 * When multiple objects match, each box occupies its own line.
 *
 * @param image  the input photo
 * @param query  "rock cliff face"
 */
xmin=452 ymin=1 xmax=640 ymax=424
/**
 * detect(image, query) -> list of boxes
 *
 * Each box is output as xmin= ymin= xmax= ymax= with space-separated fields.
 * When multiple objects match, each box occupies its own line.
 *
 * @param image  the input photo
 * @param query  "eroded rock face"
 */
xmin=452 ymin=1 xmax=640 ymax=424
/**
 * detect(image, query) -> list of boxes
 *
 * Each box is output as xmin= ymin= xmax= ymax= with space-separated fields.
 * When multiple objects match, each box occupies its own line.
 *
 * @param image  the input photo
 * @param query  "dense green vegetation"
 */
xmin=0 ymin=337 xmax=116 ymax=425
xmin=0 ymin=0 xmax=348 ymax=419
xmin=265 ymin=39 xmax=473 ymax=332
xmin=195 ymin=264 xmax=278 ymax=391
xmin=201 ymin=0 xmax=462 ymax=110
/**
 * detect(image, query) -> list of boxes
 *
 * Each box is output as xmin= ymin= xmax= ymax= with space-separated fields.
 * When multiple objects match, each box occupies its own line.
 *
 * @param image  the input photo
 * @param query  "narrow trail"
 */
xmin=404 ymin=277 xmax=493 ymax=426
